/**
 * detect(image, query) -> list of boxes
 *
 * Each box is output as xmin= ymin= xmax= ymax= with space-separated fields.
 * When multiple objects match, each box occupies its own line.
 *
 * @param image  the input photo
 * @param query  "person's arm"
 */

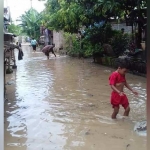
xmin=125 ymin=82 xmax=138 ymax=95
xmin=125 ymin=82 xmax=133 ymax=91
xmin=51 ymin=48 xmax=56 ymax=57
xmin=53 ymin=51 xmax=56 ymax=57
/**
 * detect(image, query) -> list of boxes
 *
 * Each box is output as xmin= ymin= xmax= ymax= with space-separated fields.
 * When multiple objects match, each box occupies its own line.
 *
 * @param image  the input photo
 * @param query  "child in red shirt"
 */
xmin=109 ymin=62 xmax=138 ymax=119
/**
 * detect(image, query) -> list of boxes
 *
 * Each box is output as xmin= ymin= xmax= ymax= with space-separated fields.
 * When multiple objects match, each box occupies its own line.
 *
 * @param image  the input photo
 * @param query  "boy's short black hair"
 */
xmin=115 ymin=58 xmax=129 ymax=69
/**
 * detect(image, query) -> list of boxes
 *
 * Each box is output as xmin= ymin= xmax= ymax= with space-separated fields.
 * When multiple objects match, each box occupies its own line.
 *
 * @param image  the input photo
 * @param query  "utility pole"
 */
xmin=30 ymin=0 xmax=32 ymax=8
xmin=147 ymin=0 xmax=150 ymax=149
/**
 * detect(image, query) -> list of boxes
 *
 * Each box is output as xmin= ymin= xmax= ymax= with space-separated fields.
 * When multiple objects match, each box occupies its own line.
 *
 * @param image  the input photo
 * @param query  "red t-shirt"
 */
xmin=109 ymin=71 xmax=126 ymax=85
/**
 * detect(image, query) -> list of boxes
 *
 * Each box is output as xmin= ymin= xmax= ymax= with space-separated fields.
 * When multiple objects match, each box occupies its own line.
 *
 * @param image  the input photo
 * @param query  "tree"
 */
xmin=18 ymin=8 xmax=42 ymax=39
xmin=41 ymin=0 xmax=128 ymax=33
xmin=41 ymin=0 xmax=84 ymax=33
xmin=42 ymin=0 xmax=147 ymax=33
xmin=7 ymin=23 xmax=22 ymax=35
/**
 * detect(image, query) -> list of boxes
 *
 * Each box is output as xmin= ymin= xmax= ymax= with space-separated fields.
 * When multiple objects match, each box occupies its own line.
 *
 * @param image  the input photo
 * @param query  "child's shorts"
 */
xmin=110 ymin=91 xmax=129 ymax=109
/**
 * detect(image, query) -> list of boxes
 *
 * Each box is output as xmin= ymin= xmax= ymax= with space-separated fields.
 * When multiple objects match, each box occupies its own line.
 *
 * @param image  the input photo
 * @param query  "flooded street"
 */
xmin=5 ymin=45 xmax=146 ymax=150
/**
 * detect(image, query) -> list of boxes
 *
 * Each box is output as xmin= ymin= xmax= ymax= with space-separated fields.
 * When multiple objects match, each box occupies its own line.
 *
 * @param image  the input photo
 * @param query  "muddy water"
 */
xmin=5 ymin=45 xmax=146 ymax=150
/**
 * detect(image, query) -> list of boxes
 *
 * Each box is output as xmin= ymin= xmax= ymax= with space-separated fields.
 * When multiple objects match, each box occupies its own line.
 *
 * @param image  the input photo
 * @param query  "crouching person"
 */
xmin=41 ymin=44 xmax=56 ymax=59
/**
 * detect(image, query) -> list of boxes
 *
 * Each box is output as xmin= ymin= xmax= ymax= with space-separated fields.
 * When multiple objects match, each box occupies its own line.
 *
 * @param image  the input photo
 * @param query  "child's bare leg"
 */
xmin=112 ymin=107 xmax=119 ymax=119
xmin=123 ymin=106 xmax=130 ymax=117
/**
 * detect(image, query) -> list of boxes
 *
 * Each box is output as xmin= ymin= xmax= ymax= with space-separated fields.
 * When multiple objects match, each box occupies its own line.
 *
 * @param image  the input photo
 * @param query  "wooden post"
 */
xmin=12 ymin=49 xmax=17 ymax=69
xmin=147 ymin=0 xmax=150 ymax=149
xmin=4 ymin=52 xmax=6 ymax=97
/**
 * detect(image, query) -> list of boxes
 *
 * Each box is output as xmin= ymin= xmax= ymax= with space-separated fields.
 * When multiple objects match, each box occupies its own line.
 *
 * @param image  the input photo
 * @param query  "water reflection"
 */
xmin=5 ymin=45 xmax=146 ymax=150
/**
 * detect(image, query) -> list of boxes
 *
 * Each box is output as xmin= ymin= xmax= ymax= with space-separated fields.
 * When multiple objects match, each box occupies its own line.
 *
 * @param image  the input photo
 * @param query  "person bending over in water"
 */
xmin=109 ymin=61 xmax=138 ymax=119
xmin=41 ymin=44 xmax=56 ymax=59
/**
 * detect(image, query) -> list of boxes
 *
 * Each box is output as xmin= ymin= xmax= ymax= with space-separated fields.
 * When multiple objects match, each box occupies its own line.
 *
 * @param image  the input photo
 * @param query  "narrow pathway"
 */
xmin=5 ymin=45 xmax=146 ymax=150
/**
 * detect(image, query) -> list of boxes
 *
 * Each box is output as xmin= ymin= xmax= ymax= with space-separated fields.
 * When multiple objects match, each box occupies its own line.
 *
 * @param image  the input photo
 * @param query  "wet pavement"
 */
xmin=4 ymin=45 xmax=147 ymax=150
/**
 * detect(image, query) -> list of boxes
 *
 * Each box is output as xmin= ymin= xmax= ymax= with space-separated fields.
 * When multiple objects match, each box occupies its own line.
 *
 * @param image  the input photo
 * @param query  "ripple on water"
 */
xmin=5 ymin=48 xmax=147 ymax=150
xmin=134 ymin=121 xmax=147 ymax=136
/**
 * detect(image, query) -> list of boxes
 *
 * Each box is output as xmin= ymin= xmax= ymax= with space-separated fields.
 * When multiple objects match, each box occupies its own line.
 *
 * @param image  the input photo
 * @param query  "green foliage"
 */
xmin=42 ymin=0 xmax=84 ymax=33
xmin=42 ymin=0 xmax=147 ymax=34
xmin=63 ymin=32 xmax=72 ymax=51
xmin=83 ymin=23 xmax=115 ymax=46
xmin=63 ymin=32 xmax=80 ymax=56
xmin=77 ymin=23 xmax=115 ymax=57
xmin=110 ymin=32 xmax=131 ymax=57
xmin=71 ymin=39 xmax=81 ymax=56
xmin=82 ymin=42 xmax=94 ymax=57
xmin=63 ymin=31 xmax=105 ymax=58
xmin=41 ymin=0 xmax=146 ymax=58
xmin=42 ymin=0 xmax=127 ymax=33
xmin=83 ymin=43 xmax=103 ymax=57
xmin=7 ymin=23 xmax=22 ymax=35
xmin=63 ymin=25 xmax=132 ymax=58
xmin=18 ymin=8 xmax=42 ymax=39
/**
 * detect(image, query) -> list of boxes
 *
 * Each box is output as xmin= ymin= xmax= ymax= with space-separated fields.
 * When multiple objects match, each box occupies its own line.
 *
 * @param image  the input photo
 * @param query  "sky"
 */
xmin=4 ymin=0 xmax=46 ymax=23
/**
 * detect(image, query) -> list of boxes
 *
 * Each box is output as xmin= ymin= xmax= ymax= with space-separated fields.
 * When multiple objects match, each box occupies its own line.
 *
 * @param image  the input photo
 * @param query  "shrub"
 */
xmin=110 ymin=32 xmax=131 ymax=57
xmin=63 ymin=32 xmax=80 ymax=56
xmin=63 ymin=24 xmax=132 ymax=59
xmin=83 ymin=23 xmax=114 ymax=46
xmin=83 ymin=43 xmax=103 ymax=57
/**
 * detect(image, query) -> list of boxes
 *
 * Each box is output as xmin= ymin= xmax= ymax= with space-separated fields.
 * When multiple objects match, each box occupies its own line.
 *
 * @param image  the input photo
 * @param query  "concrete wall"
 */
xmin=53 ymin=31 xmax=64 ymax=52
xmin=111 ymin=23 xmax=132 ymax=33
xmin=52 ymin=23 xmax=132 ymax=52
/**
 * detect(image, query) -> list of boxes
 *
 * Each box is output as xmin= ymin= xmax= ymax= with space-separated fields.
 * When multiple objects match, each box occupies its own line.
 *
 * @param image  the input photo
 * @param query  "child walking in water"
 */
xmin=109 ymin=61 xmax=138 ymax=119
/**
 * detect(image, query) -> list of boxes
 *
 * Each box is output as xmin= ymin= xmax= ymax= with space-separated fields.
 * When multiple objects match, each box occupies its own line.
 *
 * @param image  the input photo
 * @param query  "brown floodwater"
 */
xmin=5 ymin=44 xmax=146 ymax=150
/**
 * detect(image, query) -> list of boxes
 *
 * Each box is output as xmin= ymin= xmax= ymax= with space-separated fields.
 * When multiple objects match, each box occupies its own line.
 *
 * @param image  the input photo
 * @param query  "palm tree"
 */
xmin=17 ymin=8 xmax=42 ymax=39
xmin=7 ymin=23 xmax=22 ymax=35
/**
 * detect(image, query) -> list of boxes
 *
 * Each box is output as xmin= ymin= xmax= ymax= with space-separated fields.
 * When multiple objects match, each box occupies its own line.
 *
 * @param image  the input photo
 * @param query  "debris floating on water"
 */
xmin=134 ymin=121 xmax=147 ymax=136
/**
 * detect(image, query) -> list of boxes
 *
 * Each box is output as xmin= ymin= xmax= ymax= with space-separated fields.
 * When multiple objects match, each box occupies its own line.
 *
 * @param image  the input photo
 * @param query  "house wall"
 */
xmin=111 ymin=23 xmax=132 ymax=33
xmin=52 ymin=23 xmax=133 ymax=52
xmin=53 ymin=31 xmax=64 ymax=52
